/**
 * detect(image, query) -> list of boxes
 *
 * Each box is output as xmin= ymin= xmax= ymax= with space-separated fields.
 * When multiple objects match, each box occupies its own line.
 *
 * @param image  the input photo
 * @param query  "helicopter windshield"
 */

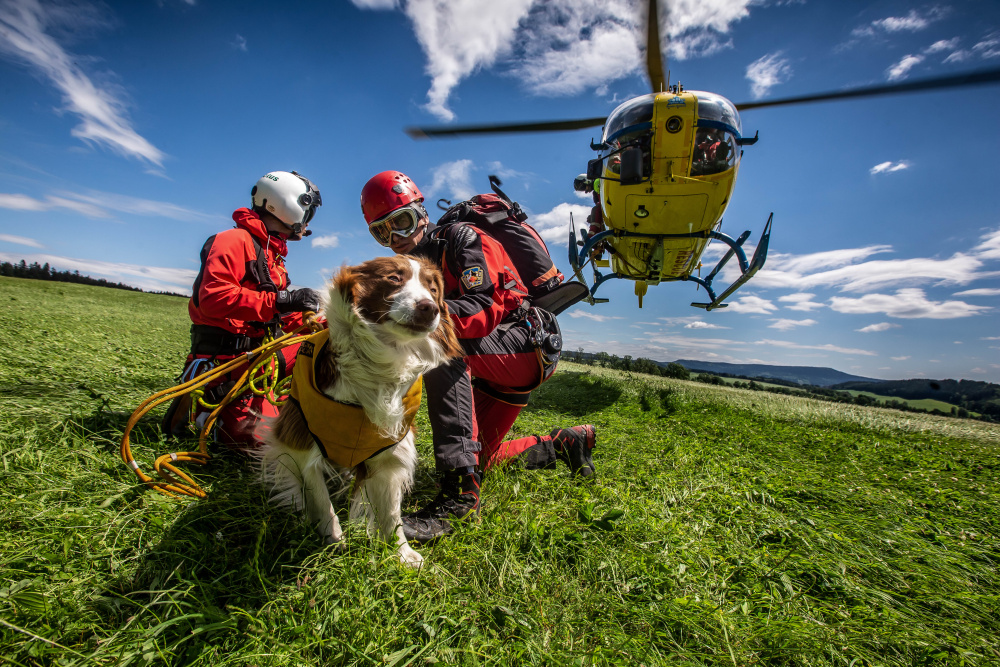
xmin=602 ymin=94 xmax=655 ymax=146
xmin=693 ymin=91 xmax=741 ymax=135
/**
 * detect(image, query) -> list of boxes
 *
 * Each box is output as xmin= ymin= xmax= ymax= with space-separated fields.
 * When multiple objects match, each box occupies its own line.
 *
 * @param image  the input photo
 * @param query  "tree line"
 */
xmin=0 ymin=260 xmax=186 ymax=297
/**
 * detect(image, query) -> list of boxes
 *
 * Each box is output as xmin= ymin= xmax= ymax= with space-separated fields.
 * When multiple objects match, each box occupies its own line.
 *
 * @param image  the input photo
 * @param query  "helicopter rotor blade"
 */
xmin=737 ymin=66 xmax=1000 ymax=111
xmin=405 ymin=116 xmax=607 ymax=139
xmin=645 ymin=0 xmax=667 ymax=93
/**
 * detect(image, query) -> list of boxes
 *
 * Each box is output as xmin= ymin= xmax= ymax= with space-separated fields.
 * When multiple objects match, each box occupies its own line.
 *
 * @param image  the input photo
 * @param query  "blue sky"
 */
xmin=1 ymin=0 xmax=999 ymax=382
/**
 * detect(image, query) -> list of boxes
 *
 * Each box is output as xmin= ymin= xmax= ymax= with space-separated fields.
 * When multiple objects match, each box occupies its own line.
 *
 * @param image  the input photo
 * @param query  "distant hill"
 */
xmin=832 ymin=378 xmax=1000 ymax=420
xmin=672 ymin=360 xmax=882 ymax=387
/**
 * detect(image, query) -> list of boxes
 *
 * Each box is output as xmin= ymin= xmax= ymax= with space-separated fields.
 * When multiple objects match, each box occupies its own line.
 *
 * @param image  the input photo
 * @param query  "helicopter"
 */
xmin=406 ymin=0 xmax=1000 ymax=310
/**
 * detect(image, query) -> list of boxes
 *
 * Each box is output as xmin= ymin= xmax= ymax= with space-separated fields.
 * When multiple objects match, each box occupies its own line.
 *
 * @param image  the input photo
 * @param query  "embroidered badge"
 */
xmin=461 ymin=266 xmax=484 ymax=289
xmin=299 ymin=341 xmax=315 ymax=358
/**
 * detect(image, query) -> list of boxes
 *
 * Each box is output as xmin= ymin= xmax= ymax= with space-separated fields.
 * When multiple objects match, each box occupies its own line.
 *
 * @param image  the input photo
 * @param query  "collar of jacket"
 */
xmin=232 ymin=208 xmax=289 ymax=258
xmin=289 ymin=329 xmax=423 ymax=468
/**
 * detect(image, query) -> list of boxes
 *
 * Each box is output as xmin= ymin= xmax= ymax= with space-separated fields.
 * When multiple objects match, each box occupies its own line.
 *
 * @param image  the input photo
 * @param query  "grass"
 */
xmin=1 ymin=275 xmax=999 ymax=666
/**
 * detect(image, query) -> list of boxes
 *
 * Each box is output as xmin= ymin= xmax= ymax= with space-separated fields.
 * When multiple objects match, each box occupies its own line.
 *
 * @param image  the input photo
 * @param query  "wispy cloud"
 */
xmin=952 ymin=287 xmax=1000 ymax=297
xmin=0 ymin=233 xmax=43 ymax=248
xmin=231 ymin=34 xmax=247 ymax=52
xmin=856 ymin=322 xmax=900 ymax=333
xmin=851 ymin=8 xmax=946 ymax=39
xmin=768 ymin=318 xmax=816 ymax=331
xmin=755 ymin=339 xmax=877 ymax=356
xmin=0 ymin=251 xmax=195 ymax=293
xmin=427 ymin=159 xmax=476 ymax=200
xmin=870 ymin=160 xmax=909 ymax=174
xmin=567 ymin=309 xmax=624 ymax=323
xmin=310 ymin=234 xmax=340 ymax=249
xmin=974 ymin=227 xmax=1000 ymax=260
xmin=684 ymin=320 xmax=729 ymax=330
xmin=778 ymin=292 xmax=824 ymax=312
xmin=886 ymin=54 xmax=924 ymax=81
xmin=829 ymin=288 xmax=991 ymax=319
xmin=891 ymin=355 xmax=910 ymax=361
xmin=0 ymin=0 xmax=166 ymax=168
xmin=0 ymin=189 xmax=221 ymax=223
xmin=353 ymin=0 xmax=759 ymax=121
xmin=725 ymin=295 xmax=777 ymax=314
xmin=745 ymin=52 xmax=791 ymax=99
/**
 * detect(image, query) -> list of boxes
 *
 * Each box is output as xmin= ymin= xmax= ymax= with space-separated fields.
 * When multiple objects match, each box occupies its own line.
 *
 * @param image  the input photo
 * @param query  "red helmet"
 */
xmin=360 ymin=171 xmax=424 ymax=223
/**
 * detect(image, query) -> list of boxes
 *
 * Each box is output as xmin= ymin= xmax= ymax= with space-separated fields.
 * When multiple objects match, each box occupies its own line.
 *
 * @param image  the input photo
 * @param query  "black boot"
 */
xmin=402 ymin=469 xmax=481 ymax=544
xmin=551 ymin=424 xmax=597 ymax=477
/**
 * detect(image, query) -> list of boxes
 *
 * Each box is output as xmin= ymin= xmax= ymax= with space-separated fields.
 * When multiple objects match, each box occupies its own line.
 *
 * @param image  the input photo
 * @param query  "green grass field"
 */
xmin=2 ymin=276 xmax=999 ymax=666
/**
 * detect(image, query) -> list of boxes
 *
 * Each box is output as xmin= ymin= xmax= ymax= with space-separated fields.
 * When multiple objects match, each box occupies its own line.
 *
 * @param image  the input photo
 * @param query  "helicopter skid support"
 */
xmin=690 ymin=213 xmax=772 ymax=311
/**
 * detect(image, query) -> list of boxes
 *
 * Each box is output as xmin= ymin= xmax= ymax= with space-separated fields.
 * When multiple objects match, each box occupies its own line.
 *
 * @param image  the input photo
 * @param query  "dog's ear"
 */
xmin=432 ymin=304 xmax=463 ymax=359
xmin=333 ymin=264 xmax=360 ymax=305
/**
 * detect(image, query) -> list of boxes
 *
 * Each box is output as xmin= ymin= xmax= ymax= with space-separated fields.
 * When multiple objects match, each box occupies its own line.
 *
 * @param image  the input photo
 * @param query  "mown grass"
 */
xmin=1 ymin=276 xmax=999 ymax=666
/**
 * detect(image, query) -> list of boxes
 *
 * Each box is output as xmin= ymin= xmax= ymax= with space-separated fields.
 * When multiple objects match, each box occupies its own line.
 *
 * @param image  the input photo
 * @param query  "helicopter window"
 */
xmin=691 ymin=126 xmax=738 ymax=176
xmin=603 ymin=94 xmax=655 ymax=145
xmin=693 ymin=91 xmax=742 ymax=135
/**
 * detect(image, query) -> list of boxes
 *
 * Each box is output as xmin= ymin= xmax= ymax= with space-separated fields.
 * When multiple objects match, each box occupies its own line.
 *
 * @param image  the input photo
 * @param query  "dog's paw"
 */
xmin=397 ymin=545 xmax=424 ymax=569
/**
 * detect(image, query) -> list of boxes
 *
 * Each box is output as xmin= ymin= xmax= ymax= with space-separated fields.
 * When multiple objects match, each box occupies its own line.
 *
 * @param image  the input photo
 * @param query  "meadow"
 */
xmin=1 ymin=276 xmax=998 ymax=666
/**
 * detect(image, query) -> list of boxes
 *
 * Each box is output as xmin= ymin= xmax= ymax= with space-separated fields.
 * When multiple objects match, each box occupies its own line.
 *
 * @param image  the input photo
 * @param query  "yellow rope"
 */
xmin=120 ymin=315 xmax=322 ymax=499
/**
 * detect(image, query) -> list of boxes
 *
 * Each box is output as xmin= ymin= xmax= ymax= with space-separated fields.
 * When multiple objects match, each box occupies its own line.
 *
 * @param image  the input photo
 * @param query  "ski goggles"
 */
xmin=368 ymin=204 xmax=425 ymax=247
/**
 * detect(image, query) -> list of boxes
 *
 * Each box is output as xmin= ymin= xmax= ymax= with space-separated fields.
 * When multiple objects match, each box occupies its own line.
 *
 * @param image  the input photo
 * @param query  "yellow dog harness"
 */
xmin=289 ymin=329 xmax=422 ymax=467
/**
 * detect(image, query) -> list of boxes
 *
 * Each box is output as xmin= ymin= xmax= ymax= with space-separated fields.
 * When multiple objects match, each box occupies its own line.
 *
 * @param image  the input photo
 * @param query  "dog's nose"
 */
xmin=412 ymin=299 xmax=439 ymax=328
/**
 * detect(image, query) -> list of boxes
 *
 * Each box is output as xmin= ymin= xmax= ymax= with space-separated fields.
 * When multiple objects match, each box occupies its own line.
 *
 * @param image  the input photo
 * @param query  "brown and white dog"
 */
xmin=256 ymin=256 xmax=461 ymax=567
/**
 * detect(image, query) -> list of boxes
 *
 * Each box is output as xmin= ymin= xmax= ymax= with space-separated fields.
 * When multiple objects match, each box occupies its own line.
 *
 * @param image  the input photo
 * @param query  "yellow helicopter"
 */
xmin=406 ymin=0 xmax=1000 ymax=310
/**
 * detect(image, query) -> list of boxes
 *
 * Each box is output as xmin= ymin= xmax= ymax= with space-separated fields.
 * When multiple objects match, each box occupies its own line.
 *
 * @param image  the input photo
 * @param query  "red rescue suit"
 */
xmin=181 ymin=208 xmax=305 ymax=449
xmin=414 ymin=223 xmax=559 ymax=470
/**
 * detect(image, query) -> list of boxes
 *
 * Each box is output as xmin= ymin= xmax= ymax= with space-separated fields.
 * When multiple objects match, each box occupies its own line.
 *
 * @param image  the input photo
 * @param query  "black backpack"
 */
xmin=436 ymin=176 xmax=564 ymax=299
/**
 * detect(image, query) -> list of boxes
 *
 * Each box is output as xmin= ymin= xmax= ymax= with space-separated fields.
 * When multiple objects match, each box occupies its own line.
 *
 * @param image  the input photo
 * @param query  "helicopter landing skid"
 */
xmin=568 ymin=213 xmax=773 ymax=310
xmin=690 ymin=213 xmax=772 ymax=311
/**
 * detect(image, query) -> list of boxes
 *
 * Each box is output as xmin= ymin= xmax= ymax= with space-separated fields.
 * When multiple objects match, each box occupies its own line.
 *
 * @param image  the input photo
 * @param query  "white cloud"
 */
xmin=0 ymin=251 xmax=195 ymax=294
xmin=0 ymin=189 xmax=220 ymax=222
xmin=0 ymin=0 xmax=165 ymax=167
xmin=311 ymin=234 xmax=340 ymax=249
xmin=925 ymin=38 xmax=959 ymax=54
xmin=973 ymin=228 xmax=1000 ymax=260
xmin=873 ymin=10 xmax=937 ymax=33
xmin=567 ymin=309 xmax=624 ymax=322
xmin=768 ymin=318 xmax=816 ymax=331
xmin=725 ymin=295 xmax=777 ymax=314
xmin=778 ymin=292 xmax=824 ymax=312
xmin=891 ymin=355 xmax=910 ymax=361
xmin=870 ymin=160 xmax=909 ymax=174
xmin=684 ymin=320 xmax=729 ymax=330
xmin=829 ymin=288 xmax=991 ymax=319
xmin=530 ymin=202 xmax=591 ymax=244
xmin=754 ymin=338 xmax=877 ymax=356
xmin=952 ymin=287 xmax=1000 ymax=297
xmin=0 ymin=233 xmax=43 ymax=248
xmin=856 ymin=322 xmax=899 ymax=333
xmin=887 ymin=54 xmax=924 ymax=81
xmin=355 ymin=0 xmax=759 ymax=121
xmin=745 ymin=52 xmax=791 ymax=99
xmin=973 ymin=32 xmax=1000 ymax=59
xmin=427 ymin=159 xmax=476 ymax=200
xmin=231 ymin=34 xmax=247 ymax=52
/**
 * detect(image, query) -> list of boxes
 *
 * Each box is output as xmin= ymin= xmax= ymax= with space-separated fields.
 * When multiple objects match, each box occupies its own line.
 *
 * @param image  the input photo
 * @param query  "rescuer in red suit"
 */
xmin=360 ymin=170 xmax=598 ymax=543
xmin=163 ymin=171 xmax=323 ymax=449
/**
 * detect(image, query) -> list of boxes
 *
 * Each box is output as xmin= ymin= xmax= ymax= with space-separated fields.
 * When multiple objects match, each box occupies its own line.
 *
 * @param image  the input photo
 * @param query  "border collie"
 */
xmin=256 ymin=256 xmax=461 ymax=567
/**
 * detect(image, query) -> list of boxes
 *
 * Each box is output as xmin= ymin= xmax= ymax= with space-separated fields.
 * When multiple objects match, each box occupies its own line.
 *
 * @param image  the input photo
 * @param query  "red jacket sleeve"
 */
xmin=442 ymin=225 xmax=525 ymax=339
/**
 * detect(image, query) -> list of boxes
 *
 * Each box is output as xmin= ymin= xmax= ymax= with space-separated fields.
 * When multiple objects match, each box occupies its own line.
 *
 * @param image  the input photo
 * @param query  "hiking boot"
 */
xmin=551 ymin=424 xmax=597 ymax=478
xmin=402 ymin=470 xmax=481 ymax=544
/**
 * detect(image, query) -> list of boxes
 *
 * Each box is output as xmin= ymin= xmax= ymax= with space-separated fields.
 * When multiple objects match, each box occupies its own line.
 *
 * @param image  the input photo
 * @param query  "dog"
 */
xmin=256 ymin=256 xmax=461 ymax=567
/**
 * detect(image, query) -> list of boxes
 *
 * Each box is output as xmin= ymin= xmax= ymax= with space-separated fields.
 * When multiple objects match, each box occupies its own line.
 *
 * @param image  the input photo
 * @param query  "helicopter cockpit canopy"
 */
xmin=691 ymin=91 xmax=742 ymax=176
xmin=602 ymin=94 xmax=655 ymax=147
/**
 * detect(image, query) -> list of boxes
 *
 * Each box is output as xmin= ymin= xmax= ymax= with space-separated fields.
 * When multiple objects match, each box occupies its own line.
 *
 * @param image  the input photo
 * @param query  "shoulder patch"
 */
xmin=461 ymin=266 xmax=484 ymax=289
xmin=298 ymin=340 xmax=315 ymax=358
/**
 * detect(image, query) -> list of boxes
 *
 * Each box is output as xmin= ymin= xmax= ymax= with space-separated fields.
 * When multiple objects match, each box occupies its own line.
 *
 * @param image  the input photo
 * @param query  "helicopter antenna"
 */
xmin=645 ymin=0 xmax=667 ymax=94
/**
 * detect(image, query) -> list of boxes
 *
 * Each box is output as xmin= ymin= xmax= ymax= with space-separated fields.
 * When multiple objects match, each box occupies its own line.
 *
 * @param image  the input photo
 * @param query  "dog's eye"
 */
xmin=386 ymin=274 xmax=402 ymax=284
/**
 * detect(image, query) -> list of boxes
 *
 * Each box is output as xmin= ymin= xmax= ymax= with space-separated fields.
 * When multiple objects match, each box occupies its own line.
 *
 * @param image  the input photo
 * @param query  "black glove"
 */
xmin=275 ymin=288 xmax=322 ymax=314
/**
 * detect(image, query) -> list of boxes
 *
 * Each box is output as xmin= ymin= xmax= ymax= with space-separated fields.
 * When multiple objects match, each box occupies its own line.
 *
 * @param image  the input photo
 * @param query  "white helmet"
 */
xmin=250 ymin=170 xmax=322 ymax=240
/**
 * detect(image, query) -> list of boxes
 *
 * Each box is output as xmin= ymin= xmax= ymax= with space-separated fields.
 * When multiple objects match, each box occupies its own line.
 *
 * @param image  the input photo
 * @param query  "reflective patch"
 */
xmin=461 ymin=266 xmax=484 ymax=289
xmin=299 ymin=341 xmax=315 ymax=358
